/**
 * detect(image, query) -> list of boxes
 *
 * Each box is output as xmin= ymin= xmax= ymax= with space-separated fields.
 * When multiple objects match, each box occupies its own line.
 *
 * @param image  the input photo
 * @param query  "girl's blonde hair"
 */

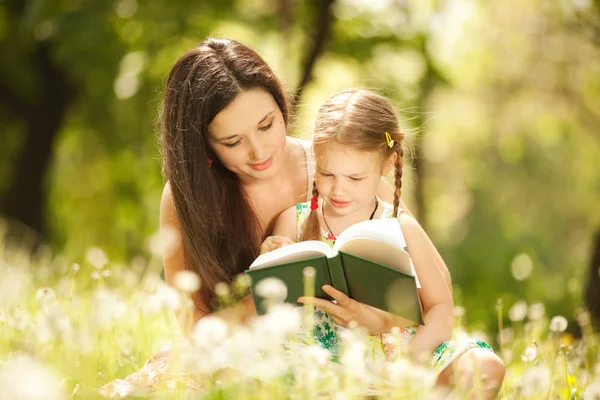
xmin=300 ymin=88 xmax=405 ymax=242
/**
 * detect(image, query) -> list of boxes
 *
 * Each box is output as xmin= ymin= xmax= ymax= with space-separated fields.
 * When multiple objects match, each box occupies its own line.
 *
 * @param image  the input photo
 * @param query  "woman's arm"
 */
xmin=160 ymin=182 xmax=256 ymax=334
xmin=377 ymin=177 xmax=452 ymax=295
xmin=399 ymin=213 xmax=455 ymax=362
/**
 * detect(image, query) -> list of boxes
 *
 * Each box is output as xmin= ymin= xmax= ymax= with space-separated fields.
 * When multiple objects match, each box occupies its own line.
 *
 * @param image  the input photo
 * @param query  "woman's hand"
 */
xmin=298 ymin=285 xmax=392 ymax=334
xmin=260 ymin=235 xmax=295 ymax=254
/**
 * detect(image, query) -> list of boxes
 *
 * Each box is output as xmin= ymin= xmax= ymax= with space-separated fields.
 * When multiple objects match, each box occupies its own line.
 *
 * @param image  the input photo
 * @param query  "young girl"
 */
xmin=265 ymin=88 xmax=504 ymax=397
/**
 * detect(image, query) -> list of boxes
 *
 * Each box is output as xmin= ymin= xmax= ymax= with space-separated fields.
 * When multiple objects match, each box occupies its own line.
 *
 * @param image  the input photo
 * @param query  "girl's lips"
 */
xmin=330 ymin=199 xmax=350 ymax=208
xmin=249 ymin=157 xmax=273 ymax=171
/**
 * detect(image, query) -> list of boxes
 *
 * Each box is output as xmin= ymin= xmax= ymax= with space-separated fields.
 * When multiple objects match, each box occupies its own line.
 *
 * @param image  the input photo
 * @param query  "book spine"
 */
xmin=327 ymin=254 xmax=349 ymax=297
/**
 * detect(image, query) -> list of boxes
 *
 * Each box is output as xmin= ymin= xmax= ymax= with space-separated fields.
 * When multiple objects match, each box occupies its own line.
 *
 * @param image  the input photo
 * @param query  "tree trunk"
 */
xmin=291 ymin=0 xmax=336 ymax=112
xmin=1 ymin=43 xmax=75 ymax=239
xmin=585 ymin=228 xmax=600 ymax=328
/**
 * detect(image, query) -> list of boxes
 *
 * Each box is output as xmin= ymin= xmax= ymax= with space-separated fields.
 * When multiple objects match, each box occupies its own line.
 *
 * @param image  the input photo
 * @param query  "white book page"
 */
xmin=337 ymin=238 xmax=412 ymax=275
xmin=333 ymin=218 xmax=408 ymax=252
xmin=333 ymin=218 xmax=421 ymax=287
xmin=249 ymin=240 xmax=333 ymax=270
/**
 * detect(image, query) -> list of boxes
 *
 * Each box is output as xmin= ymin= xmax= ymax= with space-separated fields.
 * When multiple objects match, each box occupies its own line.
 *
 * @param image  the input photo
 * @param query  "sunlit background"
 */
xmin=1 ymin=0 xmax=599 ymax=340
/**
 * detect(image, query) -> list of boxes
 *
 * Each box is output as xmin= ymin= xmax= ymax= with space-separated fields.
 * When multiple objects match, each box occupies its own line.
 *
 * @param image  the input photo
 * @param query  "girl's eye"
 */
xmin=224 ymin=141 xmax=241 ymax=148
xmin=350 ymin=177 xmax=364 ymax=181
xmin=259 ymin=121 xmax=273 ymax=131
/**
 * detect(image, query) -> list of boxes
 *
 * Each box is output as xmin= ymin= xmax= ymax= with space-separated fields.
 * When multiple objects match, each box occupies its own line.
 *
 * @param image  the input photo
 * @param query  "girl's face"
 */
xmin=208 ymin=88 xmax=287 ymax=183
xmin=316 ymin=141 xmax=393 ymax=217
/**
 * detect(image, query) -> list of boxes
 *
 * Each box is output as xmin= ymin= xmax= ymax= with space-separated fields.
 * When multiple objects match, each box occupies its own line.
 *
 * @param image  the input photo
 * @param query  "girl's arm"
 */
xmin=399 ymin=213 xmax=455 ymax=362
xmin=377 ymin=177 xmax=452 ymax=294
xmin=161 ymin=182 xmax=256 ymax=334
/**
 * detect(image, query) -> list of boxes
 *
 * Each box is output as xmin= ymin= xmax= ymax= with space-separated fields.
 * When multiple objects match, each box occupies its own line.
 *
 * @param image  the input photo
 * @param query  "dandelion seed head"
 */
xmin=0 ymin=356 xmax=66 ymax=400
xmin=36 ymin=287 xmax=56 ymax=304
xmin=146 ymin=283 xmax=180 ymax=313
xmin=305 ymin=344 xmax=331 ymax=367
xmin=147 ymin=226 xmax=180 ymax=257
xmin=575 ymin=308 xmax=591 ymax=327
xmin=528 ymin=303 xmax=545 ymax=320
xmin=90 ymin=288 xmax=126 ymax=329
xmin=192 ymin=316 xmax=229 ymax=349
xmin=584 ymin=382 xmax=600 ymax=399
xmin=509 ymin=300 xmax=528 ymax=322
xmin=498 ymin=327 xmax=513 ymax=345
xmin=520 ymin=365 xmax=551 ymax=396
xmin=521 ymin=346 xmax=537 ymax=362
xmin=453 ymin=306 xmax=465 ymax=317
xmin=0 ymin=266 xmax=32 ymax=307
xmin=259 ymin=303 xmax=301 ymax=338
xmin=550 ymin=315 xmax=568 ymax=333
xmin=214 ymin=282 xmax=230 ymax=298
xmin=86 ymin=247 xmax=108 ymax=269
xmin=511 ymin=253 xmax=533 ymax=281
xmin=173 ymin=270 xmax=201 ymax=293
xmin=255 ymin=277 xmax=287 ymax=303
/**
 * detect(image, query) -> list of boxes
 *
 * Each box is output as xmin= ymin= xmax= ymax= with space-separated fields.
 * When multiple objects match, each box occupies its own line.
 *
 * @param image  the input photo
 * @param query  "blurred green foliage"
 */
xmin=1 ymin=0 xmax=599 ymax=335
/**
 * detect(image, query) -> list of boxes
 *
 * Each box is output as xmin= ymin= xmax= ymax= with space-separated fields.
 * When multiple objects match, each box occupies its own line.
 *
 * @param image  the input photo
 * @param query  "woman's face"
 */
xmin=207 ymin=88 xmax=287 ymax=183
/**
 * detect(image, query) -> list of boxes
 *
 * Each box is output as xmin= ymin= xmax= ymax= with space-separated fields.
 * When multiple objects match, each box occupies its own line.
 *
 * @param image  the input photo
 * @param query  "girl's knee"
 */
xmin=475 ymin=349 xmax=505 ymax=381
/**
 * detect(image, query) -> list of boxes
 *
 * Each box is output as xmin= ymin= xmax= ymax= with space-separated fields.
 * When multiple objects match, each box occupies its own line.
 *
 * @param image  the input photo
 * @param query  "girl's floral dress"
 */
xmin=294 ymin=200 xmax=494 ymax=374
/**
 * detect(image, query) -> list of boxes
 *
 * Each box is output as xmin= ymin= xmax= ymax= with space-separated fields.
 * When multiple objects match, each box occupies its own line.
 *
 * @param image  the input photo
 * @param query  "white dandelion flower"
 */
xmin=509 ymin=301 xmax=528 ymax=322
xmin=0 ymin=266 xmax=32 ymax=307
xmin=528 ymin=303 xmax=545 ymax=321
xmin=147 ymin=283 xmax=180 ymax=313
xmin=214 ymin=282 xmax=231 ymax=298
xmin=192 ymin=316 xmax=229 ymax=349
xmin=549 ymin=315 xmax=568 ymax=333
xmin=0 ymin=356 xmax=67 ymax=400
xmin=520 ymin=365 xmax=551 ymax=397
xmin=521 ymin=347 xmax=537 ymax=362
xmin=36 ymin=287 xmax=56 ymax=304
xmin=255 ymin=277 xmax=287 ymax=303
xmin=583 ymin=382 xmax=600 ymax=399
xmin=173 ymin=270 xmax=201 ymax=293
xmin=147 ymin=226 xmax=180 ymax=258
xmin=453 ymin=306 xmax=465 ymax=318
xmin=258 ymin=303 xmax=301 ymax=339
xmin=90 ymin=288 xmax=126 ymax=329
xmin=305 ymin=344 xmax=331 ymax=367
xmin=86 ymin=247 xmax=108 ymax=269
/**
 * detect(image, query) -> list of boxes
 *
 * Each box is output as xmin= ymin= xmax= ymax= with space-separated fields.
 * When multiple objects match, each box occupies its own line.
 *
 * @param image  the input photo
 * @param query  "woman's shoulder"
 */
xmin=160 ymin=182 xmax=179 ymax=226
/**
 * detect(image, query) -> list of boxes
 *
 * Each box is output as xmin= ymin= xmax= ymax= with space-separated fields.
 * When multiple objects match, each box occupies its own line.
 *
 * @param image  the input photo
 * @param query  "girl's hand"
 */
xmin=260 ymin=235 xmax=295 ymax=254
xmin=298 ymin=285 xmax=390 ymax=334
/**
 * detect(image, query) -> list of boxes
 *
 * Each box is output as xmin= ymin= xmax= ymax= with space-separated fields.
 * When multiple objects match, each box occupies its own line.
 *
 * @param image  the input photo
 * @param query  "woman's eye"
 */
xmin=224 ymin=141 xmax=241 ymax=148
xmin=259 ymin=122 xmax=273 ymax=131
xmin=320 ymin=172 xmax=332 ymax=177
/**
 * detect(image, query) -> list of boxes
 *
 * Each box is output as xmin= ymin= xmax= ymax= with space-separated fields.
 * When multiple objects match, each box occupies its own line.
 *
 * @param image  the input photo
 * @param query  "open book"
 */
xmin=245 ymin=218 xmax=424 ymax=325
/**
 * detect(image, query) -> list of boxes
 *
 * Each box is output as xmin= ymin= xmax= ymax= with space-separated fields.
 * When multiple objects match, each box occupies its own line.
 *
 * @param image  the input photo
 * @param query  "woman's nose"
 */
xmin=247 ymin=136 xmax=265 ymax=161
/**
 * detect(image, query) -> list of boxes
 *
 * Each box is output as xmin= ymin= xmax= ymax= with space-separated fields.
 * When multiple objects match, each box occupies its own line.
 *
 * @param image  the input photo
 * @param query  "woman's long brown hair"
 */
xmin=300 ymin=89 xmax=405 ymax=242
xmin=161 ymin=38 xmax=290 ymax=311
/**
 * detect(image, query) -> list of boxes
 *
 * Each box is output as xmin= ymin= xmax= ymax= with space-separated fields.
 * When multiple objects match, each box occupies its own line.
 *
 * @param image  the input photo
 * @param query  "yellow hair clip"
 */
xmin=385 ymin=132 xmax=394 ymax=148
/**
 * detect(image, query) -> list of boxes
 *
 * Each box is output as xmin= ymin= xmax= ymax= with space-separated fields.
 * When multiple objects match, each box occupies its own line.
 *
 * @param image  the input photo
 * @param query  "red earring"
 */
xmin=310 ymin=196 xmax=318 ymax=210
xmin=208 ymin=156 xmax=214 ymax=167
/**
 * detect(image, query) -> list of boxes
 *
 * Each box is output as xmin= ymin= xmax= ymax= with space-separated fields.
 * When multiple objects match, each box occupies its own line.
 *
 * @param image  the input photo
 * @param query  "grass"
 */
xmin=1 ymin=241 xmax=599 ymax=399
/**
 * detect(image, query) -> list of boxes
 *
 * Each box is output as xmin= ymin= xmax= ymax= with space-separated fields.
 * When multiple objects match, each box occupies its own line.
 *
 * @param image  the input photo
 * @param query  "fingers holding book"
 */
xmin=298 ymin=285 xmax=389 ymax=334
xmin=260 ymin=235 xmax=295 ymax=254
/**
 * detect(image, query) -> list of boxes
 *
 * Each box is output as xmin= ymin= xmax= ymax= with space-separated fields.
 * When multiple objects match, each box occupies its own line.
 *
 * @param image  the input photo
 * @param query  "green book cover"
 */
xmin=245 ymin=218 xmax=424 ymax=325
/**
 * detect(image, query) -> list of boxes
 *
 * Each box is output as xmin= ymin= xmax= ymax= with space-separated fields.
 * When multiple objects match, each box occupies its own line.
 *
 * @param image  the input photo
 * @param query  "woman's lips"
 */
xmin=249 ymin=157 xmax=273 ymax=171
